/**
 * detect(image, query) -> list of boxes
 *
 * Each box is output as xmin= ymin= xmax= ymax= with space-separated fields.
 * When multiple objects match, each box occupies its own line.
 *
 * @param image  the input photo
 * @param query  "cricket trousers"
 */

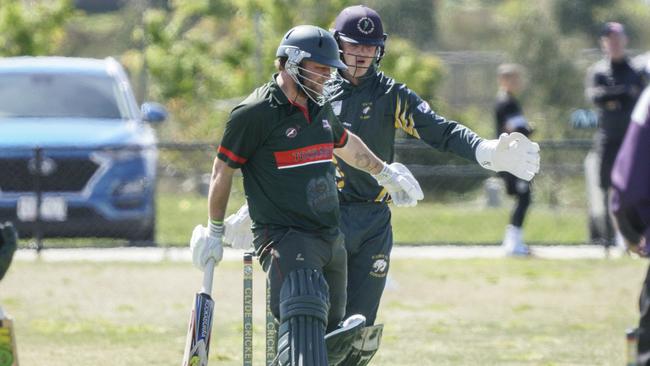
xmin=339 ymin=202 xmax=393 ymax=325
xmin=253 ymin=225 xmax=348 ymax=332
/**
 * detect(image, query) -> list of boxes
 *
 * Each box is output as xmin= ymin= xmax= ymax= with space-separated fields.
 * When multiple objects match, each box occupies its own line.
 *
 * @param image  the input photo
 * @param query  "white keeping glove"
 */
xmin=475 ymin=132 xmax=540 ymax=181
xmin=372 ymin=162 xmax=424 ymax=207
xmin=223 ymin=204 xmax=254 ymax=250
xmin=190 ymin=222 xmax=224 ymax=271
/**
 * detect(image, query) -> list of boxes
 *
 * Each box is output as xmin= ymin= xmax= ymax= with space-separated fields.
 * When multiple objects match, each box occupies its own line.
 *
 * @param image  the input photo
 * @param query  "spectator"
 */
xmin=585 ymin=22 xmax=647 ymax=249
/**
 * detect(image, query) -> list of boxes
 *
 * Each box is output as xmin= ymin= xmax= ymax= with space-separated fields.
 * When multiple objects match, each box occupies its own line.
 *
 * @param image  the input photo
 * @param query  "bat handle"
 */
xmin=201 ymin=258 xmax=216 ymax=295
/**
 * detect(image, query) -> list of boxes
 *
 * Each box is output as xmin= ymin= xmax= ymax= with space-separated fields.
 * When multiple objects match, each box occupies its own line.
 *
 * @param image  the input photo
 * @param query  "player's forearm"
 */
xmin=208 ymin=157 xmax=236 ymax=222
xmin=334 ymin=132 xmax=383 ymax=175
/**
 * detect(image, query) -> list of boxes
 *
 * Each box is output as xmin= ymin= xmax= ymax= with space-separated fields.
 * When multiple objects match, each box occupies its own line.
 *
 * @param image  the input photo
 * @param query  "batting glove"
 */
xmin=223 ymin=204 xmax=253 ymax=250
xmin=475 ymin=132 xmax=540 ymax=181
xmin=373 ymin=162 xmax=424 ymax=207
xmin=190 ymin=221 xmax=224 ymax=271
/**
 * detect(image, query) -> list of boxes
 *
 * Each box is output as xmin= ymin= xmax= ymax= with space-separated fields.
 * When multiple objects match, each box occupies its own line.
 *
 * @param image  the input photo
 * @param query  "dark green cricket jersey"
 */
xmin=217 ymin=76 xmax=349 ymax=231
xmin=332 ymin=67 xmax=483 ymax=203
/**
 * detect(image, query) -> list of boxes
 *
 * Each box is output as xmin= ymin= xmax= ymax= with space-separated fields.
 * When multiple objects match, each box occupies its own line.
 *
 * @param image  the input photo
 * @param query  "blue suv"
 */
xmin=0 ymin=57 xmax=166 ymax=243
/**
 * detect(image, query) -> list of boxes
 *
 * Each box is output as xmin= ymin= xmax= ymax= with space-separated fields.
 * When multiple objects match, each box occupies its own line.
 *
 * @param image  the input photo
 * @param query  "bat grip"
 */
xmin=201 ymin=258 xmax=216 ymax=295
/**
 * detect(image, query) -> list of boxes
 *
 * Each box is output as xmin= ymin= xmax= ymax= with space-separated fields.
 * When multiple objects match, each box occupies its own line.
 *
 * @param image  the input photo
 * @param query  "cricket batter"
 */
xmin=329 ymin=5 xmax=540 ymax=363
xmin=610 ymin=85 xmax=650 ymax=365
xmin=190 ymin=25 xmax=423 ymax=366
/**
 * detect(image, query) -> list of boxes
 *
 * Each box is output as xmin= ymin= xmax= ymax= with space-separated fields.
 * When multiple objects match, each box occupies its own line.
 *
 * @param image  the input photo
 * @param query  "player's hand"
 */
xmin=224 ymin=204 xmax=253 ymax=250
xmin=476 ymin=132 xmax=540 ymax=181
xmin=190 ymin=222 xmax=224 ymax=271
xmin=373 ymin=162 xmax=424 ymax=207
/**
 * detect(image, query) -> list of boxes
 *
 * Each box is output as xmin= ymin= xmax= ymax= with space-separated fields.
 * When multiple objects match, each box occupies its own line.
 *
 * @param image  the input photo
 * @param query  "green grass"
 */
xmin=0 ymin=257 xmax=645 ymax=365
xmin=19 ymin=192 xmax=589 ymax=248
xmin=391 ymin=202 xmax=587 ymax=245
xmin=156 ymin=194 xmax=588 ymax=246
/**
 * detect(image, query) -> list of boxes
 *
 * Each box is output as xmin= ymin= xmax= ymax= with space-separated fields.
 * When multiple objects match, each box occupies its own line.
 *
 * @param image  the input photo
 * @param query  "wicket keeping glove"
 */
xmin=223 ymin=204 xmax=253 ymax=250
xmin=190 ymin=221 xmax=224 ymax=271
xmin=475 ymin=132 xmax=540 ymax=181
xmin=373 ymin=162 xmax=424 ymax=207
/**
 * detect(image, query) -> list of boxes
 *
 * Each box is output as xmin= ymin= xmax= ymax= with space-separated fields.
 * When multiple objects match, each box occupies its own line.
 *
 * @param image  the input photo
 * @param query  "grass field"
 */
xmin=157 ymin=192 xmax=588 ymax=246
xmin=1 ymin=256 xmax=645 ymax=365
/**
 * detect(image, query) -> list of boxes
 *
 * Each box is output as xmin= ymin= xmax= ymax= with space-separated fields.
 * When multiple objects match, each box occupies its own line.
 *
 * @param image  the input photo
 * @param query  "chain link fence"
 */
xmin=2 ymin=139 xmax=595 ymax=249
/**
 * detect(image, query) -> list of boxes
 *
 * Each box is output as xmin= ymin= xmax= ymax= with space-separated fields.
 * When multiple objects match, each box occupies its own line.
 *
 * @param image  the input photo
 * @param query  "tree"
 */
xmin=142 ymin=0 xmax=445 ymax=141
xmin=0 ymin=0 xmax=74 ymax=56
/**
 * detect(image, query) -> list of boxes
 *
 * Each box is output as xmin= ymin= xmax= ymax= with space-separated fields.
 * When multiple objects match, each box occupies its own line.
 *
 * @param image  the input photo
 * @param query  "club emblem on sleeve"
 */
xmin=322 ymin=119 xmax=331 ymax=130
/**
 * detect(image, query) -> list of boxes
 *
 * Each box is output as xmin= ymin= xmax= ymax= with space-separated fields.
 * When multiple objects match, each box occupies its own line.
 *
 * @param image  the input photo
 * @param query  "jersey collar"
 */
xmin=269 ymin=73 xmax=290 ymax=105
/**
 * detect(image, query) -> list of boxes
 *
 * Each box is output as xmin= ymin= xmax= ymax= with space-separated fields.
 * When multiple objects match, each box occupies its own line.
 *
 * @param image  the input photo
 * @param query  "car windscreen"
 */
xmin=0 ymin=73 xmax=130 ymax=119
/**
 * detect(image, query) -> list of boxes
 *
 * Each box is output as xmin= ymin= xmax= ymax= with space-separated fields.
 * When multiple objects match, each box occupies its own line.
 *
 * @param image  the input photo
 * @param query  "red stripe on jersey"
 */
xmin=335 ymin=129 xmax=348 ymax=148
xmin=288 ymin=99 xmax=311 ymax=123
xmin=218 ymin=145 xmax=248 ymax=164
xmin=274 ymin=143 xmax=334 ymax=169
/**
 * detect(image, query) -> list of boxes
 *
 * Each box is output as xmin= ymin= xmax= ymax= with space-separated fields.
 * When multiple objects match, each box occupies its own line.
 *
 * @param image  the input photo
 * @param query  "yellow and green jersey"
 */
xmin=218 ymin=75 xmax=348 ymax=232
xmin=332 ymin=67 xmax=483 ymax=203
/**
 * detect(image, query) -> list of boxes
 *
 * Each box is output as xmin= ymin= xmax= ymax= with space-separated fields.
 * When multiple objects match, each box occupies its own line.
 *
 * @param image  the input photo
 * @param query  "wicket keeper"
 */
xmin=329 ymin=5 xmax=540 ymax=364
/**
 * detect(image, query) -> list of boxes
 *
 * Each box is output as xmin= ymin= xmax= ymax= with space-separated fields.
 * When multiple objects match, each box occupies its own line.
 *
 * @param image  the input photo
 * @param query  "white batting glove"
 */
xmin=190 ymin=222 xmax=224 ymax=271
xmin=373 ymin=162 xmax=424 ymax=207
xmin=475 ymin=132 xmax=540 ymax=181
xmin=224 ymin=204 xmax=254 ymax=250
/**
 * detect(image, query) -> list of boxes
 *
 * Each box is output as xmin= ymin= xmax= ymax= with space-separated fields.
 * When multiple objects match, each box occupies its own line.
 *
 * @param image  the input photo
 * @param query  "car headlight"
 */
xmin=91 ymin=148 xmax=143 ymax=162
xmin=114 ymin=178 xmax=149 ymax=196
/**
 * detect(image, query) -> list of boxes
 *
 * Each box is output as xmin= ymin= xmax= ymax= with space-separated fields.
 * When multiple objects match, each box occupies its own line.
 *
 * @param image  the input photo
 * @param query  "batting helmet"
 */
xmin=276 ymin=25 xmax=347 ymax=70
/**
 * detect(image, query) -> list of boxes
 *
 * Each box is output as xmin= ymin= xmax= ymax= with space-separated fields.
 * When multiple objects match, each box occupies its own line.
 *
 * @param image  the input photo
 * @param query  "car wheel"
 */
xmin=128 ymin=212 xmax=156 ymax=246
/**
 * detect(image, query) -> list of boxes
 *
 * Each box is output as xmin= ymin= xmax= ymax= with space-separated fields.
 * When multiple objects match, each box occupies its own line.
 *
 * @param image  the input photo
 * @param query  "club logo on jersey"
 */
xmin=306 ymin=173 xmax=338 ymax=214
xmin=357 ymin=17 xmax=375 ymax=35
xmin=331 ymin=100 xmax=342 ymax=116
xmin=322 ymin=119 xmax=331 ymax=130
xmin=285 ymin=127 xmax=298 ymax=138
xmin=360 ymin=102 xmax=372 ymax=120
xmin=370 ymin=255 xmax=389 ymax=277
xmin=417 ymin=101 xmax=432 ymax=114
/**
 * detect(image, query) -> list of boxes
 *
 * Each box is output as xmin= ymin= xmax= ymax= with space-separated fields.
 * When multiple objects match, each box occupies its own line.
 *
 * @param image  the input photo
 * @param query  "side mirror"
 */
xmin=141 ymin=102 xmax=167 ymax=124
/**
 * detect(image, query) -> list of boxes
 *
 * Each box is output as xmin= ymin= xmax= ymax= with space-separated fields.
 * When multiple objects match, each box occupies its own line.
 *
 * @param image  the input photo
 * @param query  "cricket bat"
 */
xmin=181 ymin=258 xmax=216 ymax=366
xmin=0 ymin=306 xmax=18 ymax=366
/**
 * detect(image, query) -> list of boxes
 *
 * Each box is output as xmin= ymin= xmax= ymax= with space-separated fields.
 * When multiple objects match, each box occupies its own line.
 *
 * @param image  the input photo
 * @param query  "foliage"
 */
xmin=497 ymin=1 xmax=586 ymax=139
xmin=0 ymin=0 xmax=74 ymax=56
xmin=141 ymin=0 xmax=445 ymax=141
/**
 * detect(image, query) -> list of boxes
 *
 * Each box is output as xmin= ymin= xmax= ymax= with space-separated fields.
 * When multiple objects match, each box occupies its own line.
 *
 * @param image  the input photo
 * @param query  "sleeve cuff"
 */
xmin=217 ymin=145 xmax=247 ymax=168
xmin=334 ymin=129 xmax=349 ymax=148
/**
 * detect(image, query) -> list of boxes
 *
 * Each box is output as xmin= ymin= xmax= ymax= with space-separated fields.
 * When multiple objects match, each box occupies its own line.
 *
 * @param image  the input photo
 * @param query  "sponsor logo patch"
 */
xmin=322 ymin=119 xmax=331 ymax=130
xmin=273 ymin=143 xmax=334 ymax=169
xmin=331 ymin=100 xmax=342 ymax=116
xmin=285 ymin=127 xmax=298 ymax=138
xmin=417 ymin=101 xmax=432 ymax=114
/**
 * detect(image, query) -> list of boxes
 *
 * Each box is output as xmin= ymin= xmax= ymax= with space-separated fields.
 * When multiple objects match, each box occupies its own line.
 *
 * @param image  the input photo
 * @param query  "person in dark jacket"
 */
xmin=585 ymin=22 xmax=647 ymax=248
